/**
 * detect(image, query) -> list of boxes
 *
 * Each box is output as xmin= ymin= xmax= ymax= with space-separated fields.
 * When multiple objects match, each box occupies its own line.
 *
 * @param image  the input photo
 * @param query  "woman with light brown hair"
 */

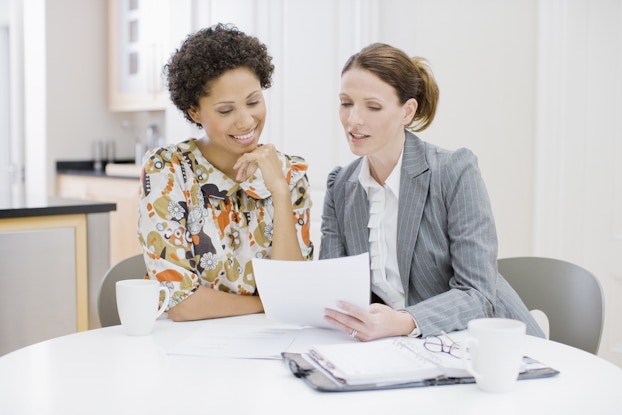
xmin=321 ymin=43 xmax=543 ymax=341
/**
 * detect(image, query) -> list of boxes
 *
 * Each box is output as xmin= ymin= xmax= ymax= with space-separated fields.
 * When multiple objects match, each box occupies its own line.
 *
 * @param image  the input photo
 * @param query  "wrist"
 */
xmin=268 ymin=182 xmax=290 ymax=200
xmin=399 ymin=310 xmax=421 ymax=337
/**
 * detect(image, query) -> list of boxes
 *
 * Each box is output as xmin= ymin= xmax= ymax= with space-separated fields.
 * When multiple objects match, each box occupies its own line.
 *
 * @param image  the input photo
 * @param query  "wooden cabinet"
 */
xmin=57 ymin=174 xmax=142 ymax=266
xmin=0 ymin=196 xmax=115 ymax=351
xmin=0 ymin=215 xmax=88 ymax=355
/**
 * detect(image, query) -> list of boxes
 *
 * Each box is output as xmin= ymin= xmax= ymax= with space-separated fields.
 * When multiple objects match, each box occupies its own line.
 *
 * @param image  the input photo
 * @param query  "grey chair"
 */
xmin=498 ymin=256 xmax=604 ymax=354
xmin=97 ymin=254 xmax=147 ymax=327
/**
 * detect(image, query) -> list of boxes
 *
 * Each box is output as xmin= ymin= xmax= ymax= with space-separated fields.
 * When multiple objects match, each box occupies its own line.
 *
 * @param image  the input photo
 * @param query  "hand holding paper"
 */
xmin=252 ymin=253 xmax=370 ymax=328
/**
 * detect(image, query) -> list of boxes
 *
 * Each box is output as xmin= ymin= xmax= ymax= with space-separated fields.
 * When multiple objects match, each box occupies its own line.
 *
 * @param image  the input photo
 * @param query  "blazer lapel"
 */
xmin=344 ymin=160 xmax=370 ymax=256
xmin=397 ymin=133 xmax=430 ymax=291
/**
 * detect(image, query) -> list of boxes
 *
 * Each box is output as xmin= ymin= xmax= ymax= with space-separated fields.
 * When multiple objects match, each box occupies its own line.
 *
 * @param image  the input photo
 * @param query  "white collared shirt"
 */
xmin=358 ymin=153 xmax=405 ymax=310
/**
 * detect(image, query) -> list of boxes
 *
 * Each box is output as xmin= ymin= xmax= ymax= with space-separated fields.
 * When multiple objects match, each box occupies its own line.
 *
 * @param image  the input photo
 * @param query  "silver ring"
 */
xmin=350 ymin=329 xmax=358 ymax=338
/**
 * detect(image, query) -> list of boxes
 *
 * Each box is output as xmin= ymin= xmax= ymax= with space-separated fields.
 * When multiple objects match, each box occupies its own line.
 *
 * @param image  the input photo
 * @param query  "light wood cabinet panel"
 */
xmin=57 ymin=174 xmax=142 ymax=266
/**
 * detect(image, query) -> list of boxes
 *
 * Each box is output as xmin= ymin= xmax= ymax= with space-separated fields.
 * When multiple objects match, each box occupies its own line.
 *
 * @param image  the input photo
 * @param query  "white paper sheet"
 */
xmin=252 ymin=253 xmax=370 ymax=328
xmin=166 ymin=324 xmax=300 ymax=359
xmin=285 ymin=327 xmax=357 ymax=353
xmin=165 ymin=323 xmax=359 ymax=359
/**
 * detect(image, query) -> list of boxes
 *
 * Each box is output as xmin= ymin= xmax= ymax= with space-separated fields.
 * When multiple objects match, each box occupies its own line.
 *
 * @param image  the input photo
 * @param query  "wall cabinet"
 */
xmin=56 ymin=174 xmax=142 ymax=266
xmin=108 ymin=0 xmax=169 ymax=111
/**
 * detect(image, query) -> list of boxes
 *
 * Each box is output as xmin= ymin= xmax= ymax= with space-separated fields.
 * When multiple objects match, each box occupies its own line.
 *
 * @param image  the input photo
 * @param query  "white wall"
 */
xmin=3 ymin=0 xmax=26 ymax=203
xmin=534 ymin=0 xmax=622 ymax=368
xmin=376 ymin=0 xmax=538 ymax=258
xmin=0 ymin=2 xmax=10 ymax=200
xmin=21 ymin=0 xmax=46 ymax=197
xmin=44 ymin=0 xmax=139 ymax=193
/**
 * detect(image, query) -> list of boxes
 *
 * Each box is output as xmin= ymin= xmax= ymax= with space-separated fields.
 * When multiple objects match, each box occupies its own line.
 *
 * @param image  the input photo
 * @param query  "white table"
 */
xmin=1 ymin=314 xmax=621 ymax=415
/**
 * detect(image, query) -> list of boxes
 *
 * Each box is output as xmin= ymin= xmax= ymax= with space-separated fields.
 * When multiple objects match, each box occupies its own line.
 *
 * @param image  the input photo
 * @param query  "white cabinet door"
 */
xmin=108 ymin=0 xmax=170 ymax=111
xmin=0 ymin=227 xmax=77 ymax=356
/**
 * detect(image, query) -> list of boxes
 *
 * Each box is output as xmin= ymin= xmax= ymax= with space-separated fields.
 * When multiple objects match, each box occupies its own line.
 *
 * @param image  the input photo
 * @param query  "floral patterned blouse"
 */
xmin=137 ymin=138 xmax=313 ymax=310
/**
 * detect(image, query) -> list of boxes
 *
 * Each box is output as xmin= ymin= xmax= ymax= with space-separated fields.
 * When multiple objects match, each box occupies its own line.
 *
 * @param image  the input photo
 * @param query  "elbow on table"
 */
xmin=165 ymin=286 xmax=206 ymax=322
xmin=166 ymin=302 xmax=193 ymax=322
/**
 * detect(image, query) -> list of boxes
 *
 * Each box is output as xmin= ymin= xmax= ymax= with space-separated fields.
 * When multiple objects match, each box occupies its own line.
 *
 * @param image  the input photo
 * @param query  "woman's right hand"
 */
xmin=324 ymin=301 xmax=417 ymax=341
xmin=233 ymin=144 xmax=289 ymax=196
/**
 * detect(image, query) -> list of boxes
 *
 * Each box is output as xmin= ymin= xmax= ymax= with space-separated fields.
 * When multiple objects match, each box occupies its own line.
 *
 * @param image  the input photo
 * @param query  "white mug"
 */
xmin=116 ymin=279 xmax=170 ymax=336
xmin=461 ymin=318 xmax=526 ymax=393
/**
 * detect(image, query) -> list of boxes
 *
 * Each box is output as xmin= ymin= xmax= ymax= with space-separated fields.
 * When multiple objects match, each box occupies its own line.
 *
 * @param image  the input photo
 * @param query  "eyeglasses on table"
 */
xmin=423 ymin=331 xmax=461 ymax=358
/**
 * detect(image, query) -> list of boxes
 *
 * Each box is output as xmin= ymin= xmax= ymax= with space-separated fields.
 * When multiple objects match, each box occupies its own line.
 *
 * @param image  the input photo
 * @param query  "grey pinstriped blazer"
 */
xmin=319 ymin=131 xmax=544 ymax=338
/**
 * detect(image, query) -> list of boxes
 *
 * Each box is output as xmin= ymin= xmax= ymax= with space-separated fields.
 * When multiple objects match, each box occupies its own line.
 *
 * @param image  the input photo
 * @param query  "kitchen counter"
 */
xmin=56 ymin=159 xmax=141 ymax=179
xmin=56 ymin=162 xmax=142 ymax=268
xmin=0 ymin=194 xmax=116 ymax=219
xmin=0 ymin=195 xmax=115 ymax=355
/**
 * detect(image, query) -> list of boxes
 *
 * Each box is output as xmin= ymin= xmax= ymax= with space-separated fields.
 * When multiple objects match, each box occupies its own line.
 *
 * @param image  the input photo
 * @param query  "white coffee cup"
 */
xmin=461 ymin=318 xmax=526 ymax=393
xmin=116 ymin=279 xmax=170 ymax=336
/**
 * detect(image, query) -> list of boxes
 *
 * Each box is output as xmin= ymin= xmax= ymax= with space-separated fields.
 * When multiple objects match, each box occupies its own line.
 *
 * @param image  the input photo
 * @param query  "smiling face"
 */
xmin=339 ymin=68 xmax=416 ymax=162
xmin=189 ymin=67 xmax=267 ymax=172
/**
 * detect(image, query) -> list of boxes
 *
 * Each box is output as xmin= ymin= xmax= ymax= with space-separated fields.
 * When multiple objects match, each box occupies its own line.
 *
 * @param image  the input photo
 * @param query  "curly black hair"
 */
xmin=164 ymin=23 xmax=275 ymax=129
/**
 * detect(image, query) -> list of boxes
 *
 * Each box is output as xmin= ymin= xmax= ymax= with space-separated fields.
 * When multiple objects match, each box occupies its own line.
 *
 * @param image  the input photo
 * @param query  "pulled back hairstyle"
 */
xmin=164 ymin=23 xmax=275 ymax=129
xmin=342 ymin=43 xmax=439 ymax=132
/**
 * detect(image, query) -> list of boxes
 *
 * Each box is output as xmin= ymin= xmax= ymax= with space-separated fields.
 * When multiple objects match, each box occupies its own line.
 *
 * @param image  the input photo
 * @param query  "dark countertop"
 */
xmin=0 ymin=195 xmax=116 ymax=219
xmin=56 ymin=159 xmax=140 ymax=179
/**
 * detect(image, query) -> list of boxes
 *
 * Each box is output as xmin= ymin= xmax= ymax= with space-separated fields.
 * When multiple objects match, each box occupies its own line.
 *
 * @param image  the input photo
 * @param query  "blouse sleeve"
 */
xmin=137 ymin=146 xmax=200 ymax=310
xmin=286 ymin=154 xmax=314 ymax=260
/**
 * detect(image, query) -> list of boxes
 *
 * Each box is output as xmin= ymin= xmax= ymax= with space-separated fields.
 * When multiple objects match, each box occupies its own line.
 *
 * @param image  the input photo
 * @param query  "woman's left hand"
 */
xmin=323 ymin=301 xmax=417 ymax=341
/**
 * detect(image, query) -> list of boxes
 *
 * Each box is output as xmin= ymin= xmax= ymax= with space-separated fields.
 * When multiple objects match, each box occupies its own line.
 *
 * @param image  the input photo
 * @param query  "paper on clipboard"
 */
xmin=252 ymin=253 xmax=370 ymax=328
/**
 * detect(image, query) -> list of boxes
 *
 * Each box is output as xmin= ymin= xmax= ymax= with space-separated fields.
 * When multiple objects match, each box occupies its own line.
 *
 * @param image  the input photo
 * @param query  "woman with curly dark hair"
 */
xmin=137 ymin=23 xmax=313 ymax=322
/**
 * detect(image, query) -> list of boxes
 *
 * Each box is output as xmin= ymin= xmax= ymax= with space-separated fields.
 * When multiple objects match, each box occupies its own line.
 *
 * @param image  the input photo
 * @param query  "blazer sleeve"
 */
xmin=404 ymin=148 xmax=499 ymax=335
xmin=319 ymin=166 xmax=346 ymax=259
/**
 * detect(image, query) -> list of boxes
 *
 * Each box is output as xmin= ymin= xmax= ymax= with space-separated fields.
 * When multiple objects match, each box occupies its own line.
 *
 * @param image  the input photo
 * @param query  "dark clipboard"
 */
xmin=282 ymin=352 xmax=560 ymax=392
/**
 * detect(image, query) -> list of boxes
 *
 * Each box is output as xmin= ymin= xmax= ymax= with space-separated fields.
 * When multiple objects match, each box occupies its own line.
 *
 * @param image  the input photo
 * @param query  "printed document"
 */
xmin=165 ymin=323 xmax=358 ymax=359
xmin=252 ymin=253 xmax=370 ymax=328
xmin=167 ymin=324 xmax=300 ymax=359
